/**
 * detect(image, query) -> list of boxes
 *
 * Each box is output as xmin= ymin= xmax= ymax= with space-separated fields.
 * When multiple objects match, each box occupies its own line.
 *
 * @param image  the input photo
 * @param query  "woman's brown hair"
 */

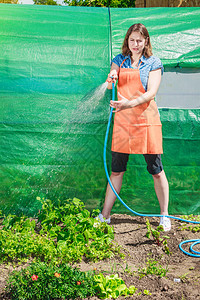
xmin=122 ymin=23 xmax=153 ymax=58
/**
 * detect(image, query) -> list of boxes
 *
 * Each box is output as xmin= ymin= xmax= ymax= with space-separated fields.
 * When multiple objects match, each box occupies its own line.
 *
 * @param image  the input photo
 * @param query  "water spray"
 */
xmin=103 ymin=79 xmax=200 ymax=257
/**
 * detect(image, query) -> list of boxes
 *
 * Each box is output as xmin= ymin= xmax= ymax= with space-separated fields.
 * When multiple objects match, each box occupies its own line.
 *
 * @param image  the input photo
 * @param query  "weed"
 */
xmin=109 ymin=261 xmax=135 ymax=276
xmin=138 ymin=257 xmax=168 ymax=278
xmin=181 ymin=292 xmax=186 ymax=300
xmin=180 ymin=272 xmax=189 ymax=282
xmin=144 ymin=289 xmax=152 ymax=295
xmin=124 ymin=261 xmax=134 ymax=275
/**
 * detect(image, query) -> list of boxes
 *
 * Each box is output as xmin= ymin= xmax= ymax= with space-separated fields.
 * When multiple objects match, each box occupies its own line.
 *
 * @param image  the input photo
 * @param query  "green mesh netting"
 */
xmin=0 ymin=4 xmax=199 ymax=216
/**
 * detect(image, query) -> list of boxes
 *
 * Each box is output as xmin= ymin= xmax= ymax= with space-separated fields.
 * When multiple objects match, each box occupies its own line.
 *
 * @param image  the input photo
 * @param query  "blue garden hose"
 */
xmin=103 ymin=81 xmax=200 ymax=257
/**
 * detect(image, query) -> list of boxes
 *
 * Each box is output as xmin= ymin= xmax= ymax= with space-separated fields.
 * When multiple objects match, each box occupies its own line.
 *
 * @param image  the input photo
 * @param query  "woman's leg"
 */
xmin=101 ymin=152 xmax=129 ymax=219
xmin=101 ymin=171 xmax=125 ymax=219
xmin=143 ymin=154 xmax=170 ymax=228
xmin=152 ymin=170 xmax=169 ymax=215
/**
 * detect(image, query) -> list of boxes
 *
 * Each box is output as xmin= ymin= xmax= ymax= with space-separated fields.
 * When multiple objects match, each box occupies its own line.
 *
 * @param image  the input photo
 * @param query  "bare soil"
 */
xmin=0 ymin=213 xmax=200 ymax=300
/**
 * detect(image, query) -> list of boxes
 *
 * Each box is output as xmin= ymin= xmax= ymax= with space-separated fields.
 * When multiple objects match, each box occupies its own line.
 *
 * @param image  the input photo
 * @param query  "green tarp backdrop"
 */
xmin=0 ymin=4 xmax=200 ymax=216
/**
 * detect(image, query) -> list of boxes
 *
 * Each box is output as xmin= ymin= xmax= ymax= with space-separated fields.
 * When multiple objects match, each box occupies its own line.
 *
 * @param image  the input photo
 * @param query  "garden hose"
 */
xmin=103 ymin=81 xmax=200 ymax=257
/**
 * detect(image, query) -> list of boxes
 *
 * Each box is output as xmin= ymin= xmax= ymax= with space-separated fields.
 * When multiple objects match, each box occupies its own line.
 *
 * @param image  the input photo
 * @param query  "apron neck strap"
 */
xmin=137 ymin=61 xmax=142 ymax=69
xmin=120 ymin=58 xmax=128 ymax=68
xmin=120 ymin=57 xmax=142 ymax=69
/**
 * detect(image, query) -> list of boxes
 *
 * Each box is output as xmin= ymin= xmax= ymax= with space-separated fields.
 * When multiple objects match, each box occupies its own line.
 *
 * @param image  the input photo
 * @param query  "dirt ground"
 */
xmin=0 ymin=213 xmax=200 ymax=300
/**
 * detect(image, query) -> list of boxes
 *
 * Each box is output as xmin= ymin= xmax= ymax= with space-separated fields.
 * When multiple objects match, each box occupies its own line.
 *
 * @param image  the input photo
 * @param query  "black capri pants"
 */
xmin=111 ymin=151 xmax=163 ymax=175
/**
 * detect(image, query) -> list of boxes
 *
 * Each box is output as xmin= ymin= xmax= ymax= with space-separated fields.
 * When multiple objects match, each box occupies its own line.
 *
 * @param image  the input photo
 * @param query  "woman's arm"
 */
xmin=130 ymin=68 xmax=162 ymax=106
xmin=110 ymin=68 xmax=162 ymax=111
xmin=106 ymin=62 xmax=119 ymax=90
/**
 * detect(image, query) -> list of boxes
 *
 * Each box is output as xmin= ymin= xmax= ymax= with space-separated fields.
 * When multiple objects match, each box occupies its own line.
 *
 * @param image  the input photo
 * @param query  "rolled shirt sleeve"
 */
xmin=150 ymin=57 xmax=164 ymax=75
xmin=111 ymin=54 xmax=125 ymax=67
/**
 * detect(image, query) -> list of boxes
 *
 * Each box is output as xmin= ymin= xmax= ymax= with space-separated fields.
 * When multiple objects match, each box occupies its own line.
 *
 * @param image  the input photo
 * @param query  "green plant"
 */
xmin=0 ymin=213 xmax=57 ymax=263
xmin=6 ymin=262 xmax=153 ymax=300
xmin=6 ymin=261 xmax=96 ymax=299
xmin=36 ymin=197 xmax=86 ymax=229
xmin=93 ymin=273 xmax=137 ymax=299
xmin=0 ymin=198 xmax=124 ymax=264
xmin=124 ymin=261 xmax=134 ymax=275
xmin=181 ymin=292 xmax=186 ymax=300
xmin=180 ymin=272 xmax=189 ymax=283
xmin=109 ymin=261 xmax=134 ymax=276
xmin=144 ymin=289 xmax=152 ymax=295
xmin=178 ymin=215 xmax=200 ymax=232
xmin=138 ymin=257 xmax=168 ymax=279
xmin=145 ymin=218 xmax=171 ymax=255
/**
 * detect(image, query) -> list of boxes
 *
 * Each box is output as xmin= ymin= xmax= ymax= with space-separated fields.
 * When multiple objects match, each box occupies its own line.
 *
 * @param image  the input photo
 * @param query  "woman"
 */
xmin=98 ymin=23 xmax=171 ymax=231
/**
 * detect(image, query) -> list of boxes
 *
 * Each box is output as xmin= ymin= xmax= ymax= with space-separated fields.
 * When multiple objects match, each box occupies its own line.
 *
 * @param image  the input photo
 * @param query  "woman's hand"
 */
xmin=110 ymin=92 xmax=132 ymax=112
xmin=106 ymin=63 xmax=119 ymax=89
xmin=106 ymin=69 xmax=118 ymax=84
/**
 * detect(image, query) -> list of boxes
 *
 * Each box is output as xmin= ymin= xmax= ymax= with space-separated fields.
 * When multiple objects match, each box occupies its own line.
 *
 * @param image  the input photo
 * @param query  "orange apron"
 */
xmin=111 ymin=58 xmax=163 ymax=154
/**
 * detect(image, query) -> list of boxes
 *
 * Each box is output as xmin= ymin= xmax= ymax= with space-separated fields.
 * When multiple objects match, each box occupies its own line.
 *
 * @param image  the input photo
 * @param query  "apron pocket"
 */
xmin=129 ymin=125 xmax=147 ymax=154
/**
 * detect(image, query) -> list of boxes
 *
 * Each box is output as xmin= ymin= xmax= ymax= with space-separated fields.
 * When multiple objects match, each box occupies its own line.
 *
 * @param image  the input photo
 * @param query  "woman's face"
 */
xmin=128 ymin=31 xmax=146 ymax=56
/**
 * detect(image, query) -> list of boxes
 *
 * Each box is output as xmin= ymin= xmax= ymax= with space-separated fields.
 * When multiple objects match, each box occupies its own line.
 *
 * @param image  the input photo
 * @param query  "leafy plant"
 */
xmin=178 ymin=215 xmax=200 ymax=232
xmin=145 ymin=218 xmax=171 ymax=255
xmin=138 ymin=257 xmax=168 ymax=279
xmin=0 ymin=198 xmax=124 ymax=264
xmin=144 ymin=289 xmax=152 ymax=295
xmin=93 ymin=273 xmax=137 ymax=299
xmin=36 ymin=197 xmax=86 ymax=229
xmin=0 ymin=214 xmax=56 ymax=263
xmin=6 ymin=261 xmax=96 ymax=299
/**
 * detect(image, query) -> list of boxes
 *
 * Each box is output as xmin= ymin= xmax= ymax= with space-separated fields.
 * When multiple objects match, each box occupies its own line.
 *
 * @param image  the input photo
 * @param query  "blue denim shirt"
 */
xmin=111 ymin=54 xmax=164 ymax=92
